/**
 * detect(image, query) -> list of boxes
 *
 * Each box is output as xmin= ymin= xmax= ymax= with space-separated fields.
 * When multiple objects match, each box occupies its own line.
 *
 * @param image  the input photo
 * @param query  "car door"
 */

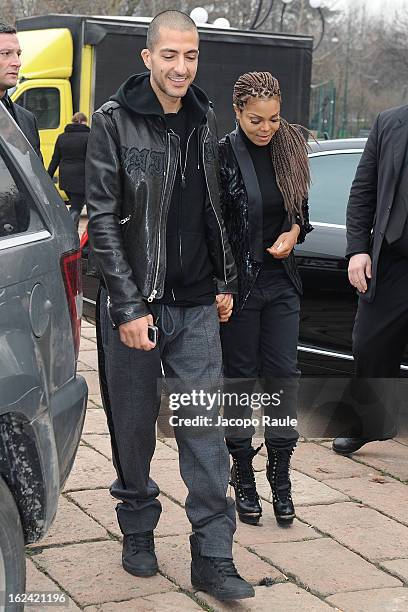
xmin=295 ymin=148 xmax=363 ymax=375
xmin=0 ymin=141 xmax=52 ymax=423
xmin=0 ymin=107 xmax=77 ymax=431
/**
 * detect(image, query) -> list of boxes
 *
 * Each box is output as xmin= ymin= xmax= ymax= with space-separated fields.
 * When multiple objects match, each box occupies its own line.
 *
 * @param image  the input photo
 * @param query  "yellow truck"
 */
xmin=13 ymin=14 xmax=312 ymax=175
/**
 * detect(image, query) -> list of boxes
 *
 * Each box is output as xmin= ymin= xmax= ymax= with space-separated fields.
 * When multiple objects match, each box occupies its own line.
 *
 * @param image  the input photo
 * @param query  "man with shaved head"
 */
xmin=86 ymin=10 xmax=254 ymax=601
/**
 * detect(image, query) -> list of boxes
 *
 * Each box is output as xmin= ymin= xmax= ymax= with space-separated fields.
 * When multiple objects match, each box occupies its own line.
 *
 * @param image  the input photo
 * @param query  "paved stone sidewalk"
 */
xmin=25 ymin=323 xmax=408 ymax=611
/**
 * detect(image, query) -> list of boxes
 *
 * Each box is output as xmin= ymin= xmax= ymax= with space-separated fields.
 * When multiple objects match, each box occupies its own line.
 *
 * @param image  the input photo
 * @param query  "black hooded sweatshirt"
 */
xmin=111 ymin=73 xmax=215 ymax=306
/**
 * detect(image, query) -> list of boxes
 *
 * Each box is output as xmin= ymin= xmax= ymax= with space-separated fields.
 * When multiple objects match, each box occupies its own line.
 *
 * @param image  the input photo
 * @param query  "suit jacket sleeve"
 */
xmin=13 ymin=104 xmax=43 ymax=163
xmin=32 ymin=114 xmax=43 ymax=163
xmin=48 ymin=136 xmax=61 ymax=177
xmin=346 ymin=114 xmax=379 ymax=258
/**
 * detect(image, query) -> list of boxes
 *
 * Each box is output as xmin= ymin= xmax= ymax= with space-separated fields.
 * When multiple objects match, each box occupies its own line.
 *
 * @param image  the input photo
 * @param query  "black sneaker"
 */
xmin=190 ymin=534 xmax=255 ymax=601
xmin=122 ymin=531 xmax=158 ymax=577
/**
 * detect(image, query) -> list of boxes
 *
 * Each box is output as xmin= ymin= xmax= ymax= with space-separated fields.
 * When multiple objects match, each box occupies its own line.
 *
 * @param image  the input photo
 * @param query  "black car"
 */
xmin=296 ymin=138 xmax=406 ymax=375
xmin=296 ymin=138 xmax=365 ymax=375
xmin=81 ymin=138 xmax=408 ymax=376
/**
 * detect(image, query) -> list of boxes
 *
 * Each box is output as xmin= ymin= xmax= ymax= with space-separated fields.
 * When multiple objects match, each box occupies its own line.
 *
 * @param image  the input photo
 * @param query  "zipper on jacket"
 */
xmin=147 ymin=132 xmax=171 ymax=302
xmin=179 ymin=128 xmax=195 ymax=188
xmin=169 ymin=127 xmax=195 ymax=277
xmin=119 ymin=215 xmax=131 ymax=225
xmin=202 ymin=126 xmax=228 ymax=284
xmin=147 ymin=131 xmax=178 ymax=302
xmin=171 ymin=130 xmax=184 ymax=277
xmin=106 ymin=294 xmax=116 ymax=327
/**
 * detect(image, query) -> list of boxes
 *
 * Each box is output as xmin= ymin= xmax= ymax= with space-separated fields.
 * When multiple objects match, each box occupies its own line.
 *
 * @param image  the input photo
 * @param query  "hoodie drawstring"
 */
xmin=159 ymin=304 xmax=176 ymax=337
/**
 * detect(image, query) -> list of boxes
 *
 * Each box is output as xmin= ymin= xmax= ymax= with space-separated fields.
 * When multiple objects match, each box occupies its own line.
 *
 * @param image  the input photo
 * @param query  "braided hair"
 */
xmin=233 ymin=71 xmax=310 ymax=219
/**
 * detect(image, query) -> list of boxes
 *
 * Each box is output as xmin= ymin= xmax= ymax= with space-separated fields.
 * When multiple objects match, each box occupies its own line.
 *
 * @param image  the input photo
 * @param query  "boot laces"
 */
xmin=208 ymin=557 xmax=240 ymax=578
xmin=270 ymin=448 xmax=293 ymax=500
xmin=233 ymin=445 xmax=262 ymax=503
xmin=128 ymin=532 xmax=154 ymax=553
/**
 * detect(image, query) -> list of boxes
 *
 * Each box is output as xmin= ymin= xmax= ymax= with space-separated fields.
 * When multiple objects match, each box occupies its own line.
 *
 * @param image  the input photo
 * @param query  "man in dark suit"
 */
xmin=0 ymin=21 xmax=42 ymax=159
xmin=333 ymin=105 xmax=408 ymax=454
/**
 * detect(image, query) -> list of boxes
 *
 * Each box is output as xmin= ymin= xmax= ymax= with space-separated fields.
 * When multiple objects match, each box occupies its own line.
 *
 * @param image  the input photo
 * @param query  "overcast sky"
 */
xmin=325 ymin=0 xmax=407 ymax=14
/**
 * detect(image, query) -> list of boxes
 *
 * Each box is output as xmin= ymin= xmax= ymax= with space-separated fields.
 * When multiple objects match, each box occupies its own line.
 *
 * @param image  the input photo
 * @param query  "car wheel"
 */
xmin=0 ymin=476 xmax=25 ymax=611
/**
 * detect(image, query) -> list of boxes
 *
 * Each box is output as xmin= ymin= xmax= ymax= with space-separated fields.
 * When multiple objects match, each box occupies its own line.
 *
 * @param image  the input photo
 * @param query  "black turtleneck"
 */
xmin=240 ymin=127 xmax=286 ymax=269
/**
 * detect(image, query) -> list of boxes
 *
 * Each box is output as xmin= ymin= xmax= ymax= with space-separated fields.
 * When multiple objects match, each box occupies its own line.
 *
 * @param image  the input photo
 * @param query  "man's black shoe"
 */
xmin=332 ymin=435 xmax=395 ymax=455
xmin=122 ymin=531 xmax=158 ymax=577
xmin=190 ymin=534 xmax=255 ymax=600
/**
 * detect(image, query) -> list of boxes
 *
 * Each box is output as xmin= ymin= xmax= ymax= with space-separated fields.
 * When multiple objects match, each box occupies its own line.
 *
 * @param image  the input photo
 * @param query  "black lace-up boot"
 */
xmin=229 ymin=445 xmax=262 ymax=525
xmin=266 ymin=447 xmax=295 ymax=525
xmin=122 ymin=531 xmax=158 ymax=577
xmin=190 ymin=534 xmax=255 ymax=600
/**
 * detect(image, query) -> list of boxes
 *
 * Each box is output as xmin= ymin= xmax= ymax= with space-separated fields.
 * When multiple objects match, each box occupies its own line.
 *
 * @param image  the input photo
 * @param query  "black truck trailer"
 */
xmin=14 ymin=14 xmax=312 ymax=162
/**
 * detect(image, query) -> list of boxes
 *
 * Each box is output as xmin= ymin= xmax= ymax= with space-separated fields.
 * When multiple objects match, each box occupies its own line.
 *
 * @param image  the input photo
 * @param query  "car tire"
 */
xmin=0 ymin=476 xmax=25 ymax=611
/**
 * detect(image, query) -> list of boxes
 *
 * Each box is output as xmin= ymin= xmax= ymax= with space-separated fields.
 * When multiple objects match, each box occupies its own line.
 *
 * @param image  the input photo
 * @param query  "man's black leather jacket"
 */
xmin=219 ymin=129 xmax=313 ymax=310
xmin=86 ymin=83 xmax=237 ymax=328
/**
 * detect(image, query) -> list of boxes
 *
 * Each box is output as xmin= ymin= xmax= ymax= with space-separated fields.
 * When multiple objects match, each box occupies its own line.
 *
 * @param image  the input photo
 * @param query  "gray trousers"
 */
xmin=98 ymin=287 xmax=236 ymax=557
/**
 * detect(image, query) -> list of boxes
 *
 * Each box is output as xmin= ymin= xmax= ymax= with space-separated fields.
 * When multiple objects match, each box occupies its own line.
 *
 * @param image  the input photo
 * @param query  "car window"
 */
xmin=0 ymin=155 xmax=46 ymax=238
xmin=309 ymin=152 xmax=362 ymax=225
xmin=14 ymin=87 xmax=60 ymax=130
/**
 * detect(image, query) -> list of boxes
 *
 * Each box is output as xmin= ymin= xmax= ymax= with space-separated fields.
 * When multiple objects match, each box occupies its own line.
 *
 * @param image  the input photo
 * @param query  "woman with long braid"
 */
xmin=218 ymin=72 xmax=313 ymax=527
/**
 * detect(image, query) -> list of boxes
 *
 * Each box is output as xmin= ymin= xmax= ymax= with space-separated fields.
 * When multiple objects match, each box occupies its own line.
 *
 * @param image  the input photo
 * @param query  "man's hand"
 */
xmin=348 ymin=253 xmax=372 ymax=293
xmin=267 ymin=225 xmax=300 ymax=259
xmin=119 ymin=314 xmax=156 ymax=350
xmin=216 ymin=293 xmax=233 ymax=323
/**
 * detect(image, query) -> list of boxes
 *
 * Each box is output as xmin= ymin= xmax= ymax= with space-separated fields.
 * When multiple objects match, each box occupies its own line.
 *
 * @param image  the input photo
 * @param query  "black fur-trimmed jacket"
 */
xmin=219 ymin=128 xmax=313 ymax=310
xmin=85 ymin=73 xmax=237 ymax=327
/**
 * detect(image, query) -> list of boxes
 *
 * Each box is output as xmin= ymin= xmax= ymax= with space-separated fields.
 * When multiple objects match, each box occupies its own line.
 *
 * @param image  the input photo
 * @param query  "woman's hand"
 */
xmin=216 ymin=293 xmax=233 ymax=323
xmin=267 ymin=225 xmax=300 ymax=259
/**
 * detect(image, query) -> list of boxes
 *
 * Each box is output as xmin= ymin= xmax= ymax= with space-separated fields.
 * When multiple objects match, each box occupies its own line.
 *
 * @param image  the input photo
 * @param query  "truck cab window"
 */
xmin=0 ymin=155 xmax=45 ymax=238
xmin=15 ymin=88 xmax=60 ymax=130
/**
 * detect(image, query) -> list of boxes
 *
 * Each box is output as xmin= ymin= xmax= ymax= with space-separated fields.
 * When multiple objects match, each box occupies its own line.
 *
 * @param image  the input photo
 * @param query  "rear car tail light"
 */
xmin=60 ymin=250 xmax=83 ymax=363
xmin=80 ymin=226 xmax=88 ymax=251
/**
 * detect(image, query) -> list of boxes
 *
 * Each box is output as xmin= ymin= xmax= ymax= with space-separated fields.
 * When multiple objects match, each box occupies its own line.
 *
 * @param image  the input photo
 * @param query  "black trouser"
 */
xmin=347 ymin=243 xmax=408 ymax=439
xmin=65 ymin=191 xmax=85 ymax=228
xmin=220 ymin=268 xmax=300 ymax=454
